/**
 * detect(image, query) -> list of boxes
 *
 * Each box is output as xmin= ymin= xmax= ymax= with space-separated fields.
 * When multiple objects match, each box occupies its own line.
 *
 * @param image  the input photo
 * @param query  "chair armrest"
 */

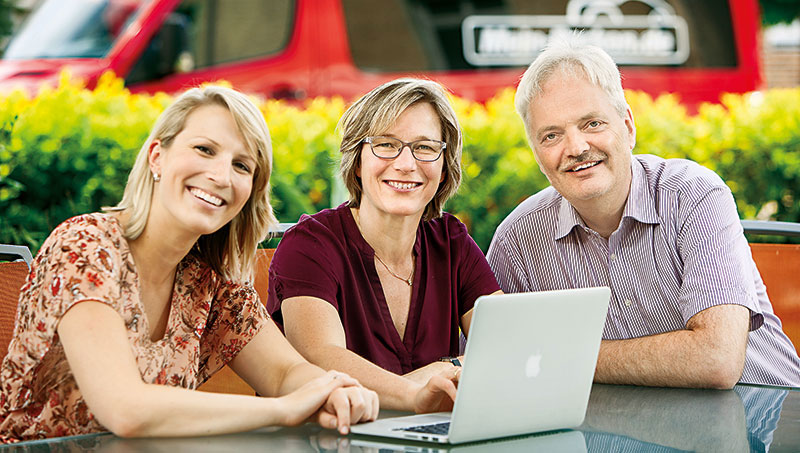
xmin=741 ymin=220 xmax=800 ymax=238
xmin=269 ymin=223 xmax=294 ymax=239
xmin=0 ymin=244 xmax=32 ymax=268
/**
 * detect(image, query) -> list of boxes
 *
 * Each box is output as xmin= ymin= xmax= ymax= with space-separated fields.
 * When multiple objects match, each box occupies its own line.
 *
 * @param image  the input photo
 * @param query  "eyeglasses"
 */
xmin=363 ymin=136 xmax=446 ymax=162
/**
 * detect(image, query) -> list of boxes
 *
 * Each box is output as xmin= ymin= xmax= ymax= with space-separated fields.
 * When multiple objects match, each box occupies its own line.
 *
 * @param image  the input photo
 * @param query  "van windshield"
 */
xmin=3 ymin=0 xmax=148 ymax=59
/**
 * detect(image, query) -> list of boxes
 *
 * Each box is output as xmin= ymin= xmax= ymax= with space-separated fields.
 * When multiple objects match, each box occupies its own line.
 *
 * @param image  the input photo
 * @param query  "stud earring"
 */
xmin=152 ymin=172 xmax=161 ymax=182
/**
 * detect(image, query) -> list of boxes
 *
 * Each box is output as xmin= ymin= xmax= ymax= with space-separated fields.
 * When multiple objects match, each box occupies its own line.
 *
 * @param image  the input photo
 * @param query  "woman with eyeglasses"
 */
xmin=266 ymin=79 xmax=502 ymax=413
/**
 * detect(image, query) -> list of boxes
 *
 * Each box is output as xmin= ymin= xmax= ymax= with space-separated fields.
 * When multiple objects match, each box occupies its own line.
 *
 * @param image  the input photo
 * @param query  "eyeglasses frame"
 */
xmin=362 ymin=136 xmax=446 ymax=162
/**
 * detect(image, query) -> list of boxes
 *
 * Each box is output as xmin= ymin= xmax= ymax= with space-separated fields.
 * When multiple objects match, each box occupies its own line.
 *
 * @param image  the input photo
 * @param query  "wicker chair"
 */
xmin=197 ymin=248 xmax=276 ymax=395
xmin=742 ymin=221 xmax=800 ymax=349
xmin=0 ymin=244 xmax=32 ymax=360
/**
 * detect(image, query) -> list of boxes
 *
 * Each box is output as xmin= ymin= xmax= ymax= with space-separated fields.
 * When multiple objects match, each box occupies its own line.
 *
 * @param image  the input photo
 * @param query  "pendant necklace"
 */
xmin=374 ymin=252 xmax=413 ymax=287
xmin=353 ymin=208 xmax=414 ymax=287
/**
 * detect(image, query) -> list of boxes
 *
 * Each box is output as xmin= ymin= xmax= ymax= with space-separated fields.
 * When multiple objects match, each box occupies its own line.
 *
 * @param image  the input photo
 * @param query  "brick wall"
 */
xmin=762 ymin=43 xmax=800 ymax=88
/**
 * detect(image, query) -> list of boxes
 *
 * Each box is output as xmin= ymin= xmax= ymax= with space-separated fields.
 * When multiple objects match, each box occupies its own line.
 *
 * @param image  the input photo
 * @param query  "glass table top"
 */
xmin=7 ymin=383 xmax=799 ymax=452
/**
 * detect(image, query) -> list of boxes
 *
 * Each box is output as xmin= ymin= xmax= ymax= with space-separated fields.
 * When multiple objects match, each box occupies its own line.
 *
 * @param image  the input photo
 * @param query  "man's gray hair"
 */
xmin=515 ymin=39 xmax=628 ymax=142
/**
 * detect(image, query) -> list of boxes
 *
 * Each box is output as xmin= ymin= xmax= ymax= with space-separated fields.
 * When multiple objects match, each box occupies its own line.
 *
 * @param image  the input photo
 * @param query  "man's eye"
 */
xmin=543 ymin=133 xmax=556 ymax=142
xmin=587 ymin=121 xmax=601 ymax=128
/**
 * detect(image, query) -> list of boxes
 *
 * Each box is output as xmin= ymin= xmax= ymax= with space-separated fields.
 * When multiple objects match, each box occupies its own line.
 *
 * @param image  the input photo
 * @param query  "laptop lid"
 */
xmin=448 ymin=287 xmax=610 ymax=443
xmin=350 ymin=287 xmax=610 ymax=444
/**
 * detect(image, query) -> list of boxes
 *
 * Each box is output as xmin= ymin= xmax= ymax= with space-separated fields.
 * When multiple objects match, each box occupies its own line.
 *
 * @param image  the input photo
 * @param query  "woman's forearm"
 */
xmin=304 ymin=344 xmax=420 ymax=410
xmin=101 ymin=383 xmax=285 ymax=437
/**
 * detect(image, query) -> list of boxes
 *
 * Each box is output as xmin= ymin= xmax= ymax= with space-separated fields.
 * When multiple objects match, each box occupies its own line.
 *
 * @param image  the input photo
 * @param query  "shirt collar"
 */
xmin=621 ymin=156 xmax=660 ymax=226
xmin=555 ymin=195 xmax=586 ymax=240
xmin=554 ymin=155 xmax=659 ymax=240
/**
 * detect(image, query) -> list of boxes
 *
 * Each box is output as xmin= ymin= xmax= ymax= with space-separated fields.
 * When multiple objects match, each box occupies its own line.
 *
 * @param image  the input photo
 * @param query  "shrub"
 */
xmin=1 ymin=73 xmax=798 ymax=253
xmin=0 ymin=73 xmax=168 ymax=248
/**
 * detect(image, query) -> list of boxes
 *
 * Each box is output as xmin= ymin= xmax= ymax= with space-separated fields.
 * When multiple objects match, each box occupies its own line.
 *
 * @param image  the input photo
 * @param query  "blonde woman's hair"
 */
xmin=106 ymin=85 xmax=276 ymax=281
xmin=338 ymin=78 xmax=463 ymax=222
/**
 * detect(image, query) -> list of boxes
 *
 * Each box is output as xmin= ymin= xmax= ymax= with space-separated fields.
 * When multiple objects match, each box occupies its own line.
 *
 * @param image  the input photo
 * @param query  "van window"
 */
xmin=4 ymin=0 xmax=146 ymax=60
xmin=184 ymin=0 xmax=294 ymax=68
xmin=126 ymin=0 xmax=294 ymax=83
xmin=342 ymin=0 xmax=736 ymax=72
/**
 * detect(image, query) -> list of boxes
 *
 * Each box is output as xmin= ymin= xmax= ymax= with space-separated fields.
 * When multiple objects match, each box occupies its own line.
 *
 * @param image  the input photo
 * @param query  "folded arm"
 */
xmin=58 ymin=300 xmax=377 ymax=438
xmin=594 ymin=303 xmax=750 ymax=389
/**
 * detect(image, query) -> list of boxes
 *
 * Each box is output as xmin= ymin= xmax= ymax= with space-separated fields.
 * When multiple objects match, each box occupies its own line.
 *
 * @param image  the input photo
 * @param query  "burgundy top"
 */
xmin=267 ymin=203 xmax=500 ymax=374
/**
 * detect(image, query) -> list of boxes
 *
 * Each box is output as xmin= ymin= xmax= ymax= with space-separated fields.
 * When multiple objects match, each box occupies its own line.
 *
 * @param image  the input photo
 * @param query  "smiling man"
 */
xmin=486 ymin=39 xmax=800 ymax=389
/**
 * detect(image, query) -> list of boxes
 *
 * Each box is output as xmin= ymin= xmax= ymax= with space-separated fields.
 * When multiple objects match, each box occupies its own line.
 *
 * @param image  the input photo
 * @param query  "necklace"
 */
xmin=352 ymin=208 xmax=414 ymax=286
xmin=374 ymin=253 xmax=413 ymax=287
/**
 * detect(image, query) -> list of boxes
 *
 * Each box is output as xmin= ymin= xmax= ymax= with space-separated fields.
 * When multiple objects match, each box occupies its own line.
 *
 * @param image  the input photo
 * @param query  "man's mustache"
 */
xmin=558 ymin=151 xmax=607 ymax=172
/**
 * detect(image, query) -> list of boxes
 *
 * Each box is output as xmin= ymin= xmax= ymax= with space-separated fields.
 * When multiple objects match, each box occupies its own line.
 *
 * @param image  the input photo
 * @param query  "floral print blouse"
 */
xmin=0 ymin=213 xmax=269 ymax=442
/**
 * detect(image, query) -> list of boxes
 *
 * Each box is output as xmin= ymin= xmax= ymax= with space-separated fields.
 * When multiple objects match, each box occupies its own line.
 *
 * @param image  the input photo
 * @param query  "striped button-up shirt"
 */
xmin=487 ymin=154 xmax=800 ymax=387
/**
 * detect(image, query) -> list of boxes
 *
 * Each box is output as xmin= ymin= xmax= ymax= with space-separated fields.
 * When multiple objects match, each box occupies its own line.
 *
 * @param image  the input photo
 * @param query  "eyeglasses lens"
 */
xmin=368 ymin=137 xmax=444 ymax=161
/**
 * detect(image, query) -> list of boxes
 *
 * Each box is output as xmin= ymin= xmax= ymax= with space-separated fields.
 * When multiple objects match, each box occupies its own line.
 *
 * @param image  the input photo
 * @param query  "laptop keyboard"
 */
xmin=397 ymin=421 xmax=451 ymax=435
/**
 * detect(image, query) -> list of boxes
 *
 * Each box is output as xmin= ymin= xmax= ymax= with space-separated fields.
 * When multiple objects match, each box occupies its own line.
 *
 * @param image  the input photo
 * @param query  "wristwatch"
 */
xmin=439 ymin=356 xmax=462 ymax=367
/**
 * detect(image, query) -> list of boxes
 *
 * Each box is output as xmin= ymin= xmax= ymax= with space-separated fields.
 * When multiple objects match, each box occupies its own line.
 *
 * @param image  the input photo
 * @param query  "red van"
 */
xmin=0 ymin=0 xmax=761 ymax=105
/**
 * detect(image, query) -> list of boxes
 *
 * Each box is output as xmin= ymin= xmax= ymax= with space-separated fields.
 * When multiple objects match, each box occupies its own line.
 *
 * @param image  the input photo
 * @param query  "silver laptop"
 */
xmin=350 ymin=287 xmax=611 ymax=445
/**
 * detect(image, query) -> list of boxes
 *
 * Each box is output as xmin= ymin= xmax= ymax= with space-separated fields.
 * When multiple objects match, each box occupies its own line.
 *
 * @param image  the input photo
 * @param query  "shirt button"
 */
xmin=624 ymin=299 xmax=633 ymax=307
xmin=610 ymin=253 xmax=617 ymax=261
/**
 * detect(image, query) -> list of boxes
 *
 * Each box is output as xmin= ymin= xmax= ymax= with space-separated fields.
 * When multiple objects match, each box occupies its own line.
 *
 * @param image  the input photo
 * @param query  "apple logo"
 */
xmin=525 ymin=352 xmax=542 ymax=378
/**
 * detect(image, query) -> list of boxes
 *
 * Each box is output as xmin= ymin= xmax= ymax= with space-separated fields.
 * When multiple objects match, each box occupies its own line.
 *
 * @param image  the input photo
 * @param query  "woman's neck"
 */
xmin=120 ymin=211 xmax=197 ymax=287
xmin=351 ymin=206 xmax=419 ymax=265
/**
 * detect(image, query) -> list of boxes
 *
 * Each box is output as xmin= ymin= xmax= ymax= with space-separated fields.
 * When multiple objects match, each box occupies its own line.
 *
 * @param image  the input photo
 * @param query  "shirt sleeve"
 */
xmin=486 ymin=225 xmax=534 ymax=294
xmin=25 ymin=217 xmax=126 ymax=342
xmin=198 ymin=280 xmax=271 ymax=381
xmin=452 ymin=219 xmax=501 ymax=315
xmin=266 ymin=218 xmax=342 ymax=325
xmin=4 ymin=215 xmax=127 ymax=409
xmin=676 ymin=185 xmax=763 ymax=331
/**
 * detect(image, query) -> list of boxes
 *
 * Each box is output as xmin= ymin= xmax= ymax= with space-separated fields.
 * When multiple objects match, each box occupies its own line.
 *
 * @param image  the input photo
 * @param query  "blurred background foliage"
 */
xmin=760 ymin=0 xmax=800 ymax=25
xmin=1 ymin=72 xmax=799 ymax=253
xmin=0 ymin=0 xmax=11 ymax=41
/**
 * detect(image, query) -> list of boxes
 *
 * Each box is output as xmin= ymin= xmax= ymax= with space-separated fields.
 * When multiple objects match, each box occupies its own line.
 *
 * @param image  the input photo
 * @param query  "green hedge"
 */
xmin=1 ymin=73 xmax=798 ymax=253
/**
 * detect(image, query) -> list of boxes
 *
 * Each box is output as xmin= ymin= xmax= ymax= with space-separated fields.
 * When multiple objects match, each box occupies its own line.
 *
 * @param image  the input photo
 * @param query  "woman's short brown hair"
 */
xmin=338 ymin=78 xmax=463 ymax=222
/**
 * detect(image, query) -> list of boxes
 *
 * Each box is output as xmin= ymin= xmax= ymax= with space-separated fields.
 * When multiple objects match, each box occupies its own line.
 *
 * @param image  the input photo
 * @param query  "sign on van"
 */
xmin=462 ymin=0 xmax=689 ymax=66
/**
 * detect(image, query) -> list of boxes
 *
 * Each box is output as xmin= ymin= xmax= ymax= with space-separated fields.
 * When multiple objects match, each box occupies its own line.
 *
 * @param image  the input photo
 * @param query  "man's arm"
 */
xmin=594 ymin=303 xmax=750 ymax=389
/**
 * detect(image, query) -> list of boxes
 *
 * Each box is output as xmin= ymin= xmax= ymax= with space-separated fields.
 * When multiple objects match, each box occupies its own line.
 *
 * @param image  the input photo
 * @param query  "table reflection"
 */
xmin=332 ymin=430 xmax=585 ymax=452
xmin=5 ymin=384 xmax=793 ymax=452
xmin=580 ymin=384 xmax=788 ymax=452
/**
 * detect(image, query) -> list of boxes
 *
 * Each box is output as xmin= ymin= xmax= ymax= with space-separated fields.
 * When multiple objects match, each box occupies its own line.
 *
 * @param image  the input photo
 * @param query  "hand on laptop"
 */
xmin=277 ymin=370 xmax=379 ymax=434
xmin=404 ymin=359 xmax=461 ymax=385
xmin=411 ymin=368 xmax=460 ymax=413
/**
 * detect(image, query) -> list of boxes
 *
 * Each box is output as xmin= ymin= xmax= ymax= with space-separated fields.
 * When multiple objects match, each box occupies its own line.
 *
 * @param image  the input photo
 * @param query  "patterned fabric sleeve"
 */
xmin=4 ymin=214 xmax=127 ymax=411
xmin=486 ymin=225 xmax=533 ymax=294
xmin=31 ymin=215 xmax=126 ymax=318
xmin=676 ymin=184 xmax=764 ymax=331
xmin=197 ymin=280 xmax=270 ymax=384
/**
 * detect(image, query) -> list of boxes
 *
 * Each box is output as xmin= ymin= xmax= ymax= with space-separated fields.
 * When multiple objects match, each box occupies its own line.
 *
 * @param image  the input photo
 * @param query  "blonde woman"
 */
xmin=0 ymin=86 xmax=377 ymax=442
